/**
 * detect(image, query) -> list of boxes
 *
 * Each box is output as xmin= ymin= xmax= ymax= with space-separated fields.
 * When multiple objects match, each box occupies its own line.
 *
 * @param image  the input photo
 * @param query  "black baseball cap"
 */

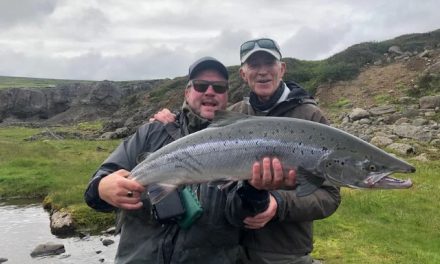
xmin=188 ymin=56 xmax=229 ymax=80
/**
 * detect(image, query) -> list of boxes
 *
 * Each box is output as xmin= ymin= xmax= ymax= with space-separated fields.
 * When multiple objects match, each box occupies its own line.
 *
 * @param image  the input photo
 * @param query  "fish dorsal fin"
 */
xmin=210 ymin=110 xmax=253 ymax=127
xmin=296 ymin=167 xmax=325 ymax=197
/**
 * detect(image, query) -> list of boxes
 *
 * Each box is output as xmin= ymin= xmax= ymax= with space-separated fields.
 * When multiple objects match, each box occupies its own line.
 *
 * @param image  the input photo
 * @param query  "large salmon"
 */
xmin=131 ymin=111 xmax=415 ymax=203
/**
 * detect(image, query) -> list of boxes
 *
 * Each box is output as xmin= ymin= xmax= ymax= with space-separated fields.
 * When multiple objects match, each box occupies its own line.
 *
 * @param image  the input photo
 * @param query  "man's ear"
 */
xmin=239 ymin=66 xmax=247 ymax=81
xmin=184 ymin=88 xmax=190 ymax=100
xmin=279 ymin=61 xmax=286 ymax=78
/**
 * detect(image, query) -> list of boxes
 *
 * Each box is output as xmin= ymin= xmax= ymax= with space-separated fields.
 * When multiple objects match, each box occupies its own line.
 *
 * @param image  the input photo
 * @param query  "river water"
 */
xmin=0 ymin=199 xmax=119 ymax=264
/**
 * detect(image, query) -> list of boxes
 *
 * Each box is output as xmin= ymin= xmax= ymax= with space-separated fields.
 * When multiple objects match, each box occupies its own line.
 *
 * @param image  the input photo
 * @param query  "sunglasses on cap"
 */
xmin=188 ymin=80 xmax=229 ymax=94
xmin=240 ymin=38 xmax=281 ymax=58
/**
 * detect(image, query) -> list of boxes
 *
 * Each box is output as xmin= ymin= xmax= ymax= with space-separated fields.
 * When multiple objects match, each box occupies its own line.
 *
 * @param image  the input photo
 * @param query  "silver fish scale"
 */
xmin=130 ymin=115 xmax=414 ymax=191
xmin=131 ymin=117 xmax=334 ymax=186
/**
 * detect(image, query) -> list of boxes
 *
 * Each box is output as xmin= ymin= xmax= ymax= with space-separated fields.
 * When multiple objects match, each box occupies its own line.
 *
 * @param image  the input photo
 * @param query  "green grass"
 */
xmin=1 ymin=126 xmax=439 ymax=262
xmin=374 ymin=93 xmax=395 ymax=105
xmin=0 ymin=126 xmax=119 ymax=230
xmin=313 ymin=160 xmax=440 ymax=263
xmin=0 ymin=76 xmax=91 ymax=89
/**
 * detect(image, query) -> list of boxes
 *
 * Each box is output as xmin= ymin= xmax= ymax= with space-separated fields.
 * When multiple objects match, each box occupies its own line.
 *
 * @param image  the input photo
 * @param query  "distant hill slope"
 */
xmin=0 ymin=76 xmax=92 ymax=89
xmin=0 ymin=29 xmax=439 ymax=130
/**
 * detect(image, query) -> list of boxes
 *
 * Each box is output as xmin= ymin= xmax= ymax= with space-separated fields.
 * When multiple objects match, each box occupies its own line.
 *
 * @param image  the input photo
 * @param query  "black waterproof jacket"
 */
xmin=84 ymin=110 xmax=266 ymax=264
xmin=229 ymin=81 xmax=341 ymax=263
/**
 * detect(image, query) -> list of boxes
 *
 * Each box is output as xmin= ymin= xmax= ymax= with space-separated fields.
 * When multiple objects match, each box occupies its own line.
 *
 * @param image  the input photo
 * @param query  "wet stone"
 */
xmin=30 ymin=242 xmax=65 ymax=258
xmin=102 ymin=238 xmax=115 ymax=246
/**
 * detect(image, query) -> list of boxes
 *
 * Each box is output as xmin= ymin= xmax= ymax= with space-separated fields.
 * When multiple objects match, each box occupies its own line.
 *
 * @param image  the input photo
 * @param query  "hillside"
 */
xmin=0 ymin=29 xmax=439 ymax=134
xmin=316 ymin=47 xmax=440 ymax=114
xmin=104 ymin=28 xmax=440 ymax=127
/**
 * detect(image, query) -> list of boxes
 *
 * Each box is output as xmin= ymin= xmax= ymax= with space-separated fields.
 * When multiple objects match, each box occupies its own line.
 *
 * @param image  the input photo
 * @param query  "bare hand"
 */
xmin=249 ymin=157 xmax=296 ymax=190
xmin=149 ymin=108 xmax=176 ymax=123
xmin=243 ymin=194 xmax=277 ymax=229
xmin=98 ymin=169 xmax=145 ymax=210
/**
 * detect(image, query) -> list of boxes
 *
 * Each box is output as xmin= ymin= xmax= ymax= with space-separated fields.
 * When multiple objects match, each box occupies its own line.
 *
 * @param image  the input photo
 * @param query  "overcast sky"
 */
xmin=0 ymin=0 xmax=438 ymax=81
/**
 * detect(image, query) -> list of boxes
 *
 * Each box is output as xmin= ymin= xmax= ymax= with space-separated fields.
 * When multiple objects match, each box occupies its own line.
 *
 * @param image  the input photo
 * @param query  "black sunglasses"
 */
xmin=189 ymin=80 xmax=229 ymax=94
xmin=240 ymin=38 xmax=281 ymax=57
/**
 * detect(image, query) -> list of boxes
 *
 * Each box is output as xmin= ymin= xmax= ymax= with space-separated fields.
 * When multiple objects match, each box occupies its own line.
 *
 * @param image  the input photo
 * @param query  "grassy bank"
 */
xmin=1 ymin=126 xmax=439 ymax=263
xmin=314 ymin=160 xmax=440 ymax=263
xmin=0 ymin=126 xmax=118 ymax=230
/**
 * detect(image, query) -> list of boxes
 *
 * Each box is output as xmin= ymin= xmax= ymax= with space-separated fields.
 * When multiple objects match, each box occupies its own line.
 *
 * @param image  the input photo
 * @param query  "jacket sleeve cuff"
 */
xmin=237 ymin=181 xmax=270 ymax=215
xmin=84 ymin=174 xmax=115 ymax=212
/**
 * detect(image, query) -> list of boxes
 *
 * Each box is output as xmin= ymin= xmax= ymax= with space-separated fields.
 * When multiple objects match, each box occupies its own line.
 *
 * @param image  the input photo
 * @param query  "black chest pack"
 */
xmin=139 ymin=117 xmax=204 ymax=229
xmin=149 ymin=185 xmax=203 ymax=229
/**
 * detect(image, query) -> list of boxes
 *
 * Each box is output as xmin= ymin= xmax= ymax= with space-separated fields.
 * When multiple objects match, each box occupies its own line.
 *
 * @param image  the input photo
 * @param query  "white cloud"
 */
xmin=0 ymin=0 xmax=58 ymax=27
xmin=0 ymin=0 xmax=438 ymax=80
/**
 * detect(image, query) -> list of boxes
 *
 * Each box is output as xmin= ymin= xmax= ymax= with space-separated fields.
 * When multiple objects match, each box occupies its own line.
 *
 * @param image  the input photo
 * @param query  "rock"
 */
xmin=114 ymin=127 xmax=130 ymax=138
xmin=401 ymin=108 xmax=421 ymax=119
xmin=369 ymin=105 xmax=397 ymax=116
xmin=426 ymin=61 xmax=440 ymax=74
xmin=424 ymin=111 xmax=436 ymax=117
xmin=99 ymin=131 xmax=115 ymax=140
xmin=370 ymin=136 xmax=393 ymax=147
xmin=412 ymin=118 xmax=429 ymax=126
xmin=431 ymin=139 xmax=440 ymax=147
xmin=0 ymin=258 xmax=8 ymax=263
xmin=358 ymin=134 xmax=371 ymax=142
xmin=374 ymin=59 xmax=383 ymax=65
xmin=393 ymin=124 xmax=433 ymax=142
xmin=388 ymin=45 xmax=403 ymax=55
xmin=102 ymin=238 xmax=115 ymax=246
xmin=413 ymin=153 xmax=430 ymax=162
xmin=419 ymin=95 xmax=440 ymax=109
xmin=349 ymin=108 xmax=370 ymax=121
xmin=394 ymin=118 xmax=411 ymax=125
xmin=383 ymin=113 xmax=403 ymax=124
xmin=359 ymin=118 xmax=372 ymax=125
xmin=0 ymin=80 xmax=154 ymax=124
xmin=418 ymin=49 xmax=432 ymax=58
xmin=30 ymin=242 xmax=65 ymax=257
xmin=387 ymin=143 xmax=416 ymax=155
xmin=96 ymin=250 xmax=102 ymax=254
xmin=50 ymin=210 xmax=75 ymax=237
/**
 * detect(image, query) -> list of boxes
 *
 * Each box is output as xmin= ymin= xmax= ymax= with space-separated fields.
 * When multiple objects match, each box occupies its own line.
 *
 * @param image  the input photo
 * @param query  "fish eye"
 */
xmin=368 ymin=164 xmax=377 ymax=171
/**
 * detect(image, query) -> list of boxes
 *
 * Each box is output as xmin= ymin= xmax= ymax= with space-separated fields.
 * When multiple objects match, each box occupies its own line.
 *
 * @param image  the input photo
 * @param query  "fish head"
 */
xmin=319 ymin=150 xmax=415 ymax=189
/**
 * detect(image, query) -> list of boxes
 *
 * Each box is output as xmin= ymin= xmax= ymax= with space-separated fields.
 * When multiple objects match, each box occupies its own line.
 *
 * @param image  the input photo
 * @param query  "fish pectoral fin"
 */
xmin=147 ymin=183 xmax=178 ymax=204
xmin=296 ymin=167 xmax=325 ymax=197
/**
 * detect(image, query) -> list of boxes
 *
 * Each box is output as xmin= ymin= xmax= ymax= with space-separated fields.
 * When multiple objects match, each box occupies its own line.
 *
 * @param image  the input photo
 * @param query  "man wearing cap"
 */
xmin=84 ymin=56 xmax=269 ymax=263
xmin=229 ymin=38 xmax=341 ymax=264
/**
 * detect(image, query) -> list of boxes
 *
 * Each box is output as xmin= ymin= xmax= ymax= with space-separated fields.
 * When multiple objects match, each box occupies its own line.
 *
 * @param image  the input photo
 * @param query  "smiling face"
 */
xmin=185 ymin=69 xmax=228 ymax=120
xmin=240 ymin=51 xmax=286 ymax=102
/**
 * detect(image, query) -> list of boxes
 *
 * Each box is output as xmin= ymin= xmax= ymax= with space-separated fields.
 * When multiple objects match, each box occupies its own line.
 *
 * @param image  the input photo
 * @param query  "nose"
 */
xmin=256 ymin=65 xmax=269 ymax=75
xmin=204 ymin=85 xmax=216 ymax=95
